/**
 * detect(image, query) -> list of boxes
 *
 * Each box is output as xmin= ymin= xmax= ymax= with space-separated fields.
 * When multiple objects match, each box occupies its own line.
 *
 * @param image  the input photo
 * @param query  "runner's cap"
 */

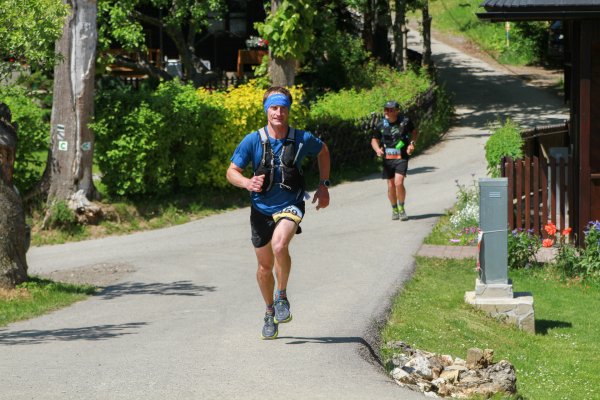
xmin=384 ymin=100 xmax=399 ymax=109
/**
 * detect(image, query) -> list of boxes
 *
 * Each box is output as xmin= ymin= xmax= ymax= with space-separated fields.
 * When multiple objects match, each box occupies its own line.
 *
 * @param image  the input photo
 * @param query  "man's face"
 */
xmin=384 ymin=107 xmax=399 ymax=122
xmin=267 ymin=104 xmax=289 ymax=127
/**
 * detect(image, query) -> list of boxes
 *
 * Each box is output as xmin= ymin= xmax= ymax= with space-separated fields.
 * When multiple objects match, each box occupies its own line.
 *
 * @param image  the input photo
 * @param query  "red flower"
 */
xmin=544 ymin=223 xmax=557 ymax=236
xmin=562 ymin=227 xmax=572 ymax=236
xmin=542 ymin=238 xmax=554 ymax=248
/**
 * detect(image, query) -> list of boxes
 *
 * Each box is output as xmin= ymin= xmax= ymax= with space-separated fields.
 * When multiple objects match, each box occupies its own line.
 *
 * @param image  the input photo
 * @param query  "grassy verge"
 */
xmin=417 ymin=0 xmax=551 ymax=66
xmin=29 ymin=160 xmax=382 ymax=246
xmin=0 ymin=277 xmax=96 ymax=327
xmin=381 ymin=257 xmax=600 ymax=399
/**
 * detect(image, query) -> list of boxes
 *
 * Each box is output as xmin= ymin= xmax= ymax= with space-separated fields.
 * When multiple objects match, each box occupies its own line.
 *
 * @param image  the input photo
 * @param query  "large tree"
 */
xmin=0 ymin=0 xmax=68 ymax=288
xmin=37 ymin=0 xmax=101 ymax=226
xmin=98 ymin=0 xmax=226 ymax=86
xmin=0 ymin=105 xmax=28 ymax=289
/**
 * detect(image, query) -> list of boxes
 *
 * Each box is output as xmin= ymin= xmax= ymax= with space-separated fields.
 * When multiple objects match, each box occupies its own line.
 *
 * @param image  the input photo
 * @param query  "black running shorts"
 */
xmin=250 ymin=203 xmax=304 ymax=248
xmin=382 ymin=158 xmax=408 ymax=179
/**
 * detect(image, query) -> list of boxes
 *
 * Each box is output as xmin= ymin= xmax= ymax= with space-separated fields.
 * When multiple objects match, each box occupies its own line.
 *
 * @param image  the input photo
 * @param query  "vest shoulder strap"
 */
xmin=258 ymin=127 xmax=268 ymax=143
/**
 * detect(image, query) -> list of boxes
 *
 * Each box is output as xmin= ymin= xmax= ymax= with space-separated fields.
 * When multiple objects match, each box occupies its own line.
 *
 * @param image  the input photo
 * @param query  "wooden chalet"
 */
xmin=478 ymin=0 xmax=600 ymax=243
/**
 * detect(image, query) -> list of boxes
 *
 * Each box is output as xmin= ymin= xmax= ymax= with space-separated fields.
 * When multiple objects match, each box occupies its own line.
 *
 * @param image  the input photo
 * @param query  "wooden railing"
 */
xmin=502 ymin=155 xmax=573 ymax=237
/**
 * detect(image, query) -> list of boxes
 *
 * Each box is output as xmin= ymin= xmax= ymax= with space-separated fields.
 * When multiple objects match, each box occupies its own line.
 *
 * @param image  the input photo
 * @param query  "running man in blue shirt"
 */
xmin=226 ymin=86 xmax=331 ymax=339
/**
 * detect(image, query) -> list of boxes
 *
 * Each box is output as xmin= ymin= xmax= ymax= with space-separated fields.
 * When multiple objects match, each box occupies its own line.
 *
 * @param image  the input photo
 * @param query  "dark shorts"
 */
xmin=382 ymin=158 xmax=409 ymax=179
xmin=250 ymin=202 xmax=305 ymax=248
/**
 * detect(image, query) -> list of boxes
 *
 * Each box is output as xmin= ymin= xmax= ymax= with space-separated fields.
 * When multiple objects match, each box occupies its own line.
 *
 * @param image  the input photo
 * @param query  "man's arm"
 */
xmin=371 ymin=137 xmax=384 ymax=157
xmin=226 ymin=162 xmax=264 ymax=192
xmin=407 ymin=128 xmax=418 ymax=155
xmin=312 ymin=143 xmax=330 ymax=210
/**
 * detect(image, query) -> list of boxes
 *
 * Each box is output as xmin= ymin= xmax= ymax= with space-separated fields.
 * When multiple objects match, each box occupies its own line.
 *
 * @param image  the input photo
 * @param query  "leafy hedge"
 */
xmin=484 ymin=118 xmax=524 ymax=177
xmin=92 ymin=68 xmax=450 ymax=198
xmin=0 ymin=85 xmax=49 ymax=193
xmin=91 ymin=80 xmax=309 ymax=196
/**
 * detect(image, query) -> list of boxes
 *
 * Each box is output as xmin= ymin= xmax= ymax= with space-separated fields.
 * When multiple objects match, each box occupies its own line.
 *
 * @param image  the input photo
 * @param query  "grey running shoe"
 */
xmin=399 ymin=208 xmax=408 ymax=221
xmin=261 ymin=313 xmax=278 ymax=339
xmin=392 ymin=210 xmax=400 ymax=220
xmin=274 ymin=298 xmax=292 ymax=324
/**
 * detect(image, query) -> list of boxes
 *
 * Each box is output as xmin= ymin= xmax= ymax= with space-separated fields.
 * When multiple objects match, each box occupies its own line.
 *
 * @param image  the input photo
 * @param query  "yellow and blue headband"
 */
xmin=264 ymin=94 xmax=292 ymax=114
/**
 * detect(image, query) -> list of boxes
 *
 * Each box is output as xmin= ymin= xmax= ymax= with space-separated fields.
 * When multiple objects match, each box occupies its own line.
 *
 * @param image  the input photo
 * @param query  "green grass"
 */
xmin=417 ymin=0 xmax=547 ymax=66
xmin=0 ymin=277 xmax=96 ymax=327
xmin=381 ymin=257 xmax=600 ymax=399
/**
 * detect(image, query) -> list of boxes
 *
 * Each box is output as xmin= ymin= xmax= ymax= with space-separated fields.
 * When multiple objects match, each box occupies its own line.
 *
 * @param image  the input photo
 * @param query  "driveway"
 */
xmin=0 ymin=33 xmax=567 ymax=399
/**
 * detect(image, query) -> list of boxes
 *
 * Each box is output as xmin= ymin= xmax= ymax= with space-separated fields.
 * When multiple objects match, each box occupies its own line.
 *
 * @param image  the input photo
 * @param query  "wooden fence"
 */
xmin=502 ymin=155 xmax=573 ymax=238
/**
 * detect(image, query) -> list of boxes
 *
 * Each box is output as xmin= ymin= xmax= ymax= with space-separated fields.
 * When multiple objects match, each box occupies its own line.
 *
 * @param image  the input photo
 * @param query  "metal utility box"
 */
xmin=478 ymin=178 xmax=508 ymax=284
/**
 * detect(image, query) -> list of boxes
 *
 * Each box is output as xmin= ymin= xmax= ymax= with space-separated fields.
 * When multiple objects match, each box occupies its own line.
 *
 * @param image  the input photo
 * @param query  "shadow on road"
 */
xmin=407 ymin=213 xmax=445 ymax=220
xmin=409 ymin=166 xmax=437 ymax=175
xmin=0 ymin=322 xmax=147 ymax=345
xmin=99 ymin=281 xmax=217 ymax=300
xmin=282 ymin=336 xmax=383 ymax=366
xmin=433 ymin=51 xmax=567 ymax=130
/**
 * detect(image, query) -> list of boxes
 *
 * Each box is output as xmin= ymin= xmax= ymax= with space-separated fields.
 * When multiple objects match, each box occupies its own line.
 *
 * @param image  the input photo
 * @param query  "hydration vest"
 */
xmin=381 ymin=117 xmax=410 ymax=149
xmin=254 ymin=127 xmax=305 ymax=196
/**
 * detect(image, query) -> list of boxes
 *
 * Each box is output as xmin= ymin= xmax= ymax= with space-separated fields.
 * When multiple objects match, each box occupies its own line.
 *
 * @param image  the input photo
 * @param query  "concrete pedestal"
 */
xmin=465 ymin=279 xmax=535 ymax=333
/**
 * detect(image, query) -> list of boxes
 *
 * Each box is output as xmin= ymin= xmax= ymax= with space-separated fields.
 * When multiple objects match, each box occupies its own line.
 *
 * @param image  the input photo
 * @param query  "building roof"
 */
xmin=478 ymin=0 xmax=600 ymax=20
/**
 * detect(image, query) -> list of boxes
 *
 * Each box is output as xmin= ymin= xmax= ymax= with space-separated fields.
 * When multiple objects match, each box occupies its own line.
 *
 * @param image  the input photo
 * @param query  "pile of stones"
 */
xmin=387 ymin=341 xmax=517 ymax=398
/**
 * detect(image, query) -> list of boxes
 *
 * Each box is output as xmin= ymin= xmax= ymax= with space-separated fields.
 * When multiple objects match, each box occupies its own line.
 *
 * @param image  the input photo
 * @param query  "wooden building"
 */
xmin=478 ymin=0 xmax=600 ymax=242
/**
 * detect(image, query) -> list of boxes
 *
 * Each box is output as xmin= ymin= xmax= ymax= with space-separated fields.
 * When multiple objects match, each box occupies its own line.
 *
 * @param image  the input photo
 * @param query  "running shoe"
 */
xmin=261 ymin=313 xmax=278 ymax=340
xmin=398 ymin=208 xmax=408 ymax=221
xmin=274 ymin=298 xmax=292 ymax=324
xmin=392 ymin=210 xmax=400 ymax=220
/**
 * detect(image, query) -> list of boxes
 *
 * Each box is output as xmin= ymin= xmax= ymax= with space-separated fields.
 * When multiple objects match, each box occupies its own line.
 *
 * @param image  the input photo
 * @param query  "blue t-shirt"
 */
xmin=231 ymin=127 xmax=324 ymax=215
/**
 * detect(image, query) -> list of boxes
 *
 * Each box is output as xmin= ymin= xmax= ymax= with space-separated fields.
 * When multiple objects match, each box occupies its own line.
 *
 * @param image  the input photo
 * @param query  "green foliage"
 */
xmin=508 ymin=229 xmax=542 ymax=269
xmin=45 ymin=201 xmax=79 ymax=232
xmin=0 ymin=85 xmax=50 ymax=193
xmin=553 ymin=221 xmax=600 ymax=281
xmin=309 ymin=67 xmax=431 ymax=120
xmin=426 ymin=0 xmax=552 ymax=66
xmin=92 ymin=80 xmax=226 ymax=196
xmin=484 ymin=119 xmax=523 ymax=178
xmin=498 ymin=22 xmax=549 ymax=66
xmin=0 ymin=0 xmax=68 ymax=78
xmin=256 ymin=0 xmax=317 ymax=61
xmin=298 ymin=6 xmax=373 ymax=91
xmin=98 ymin=0 xmax=225 ymax=52
xmin=449 ymin=178 xmax=479 ymax=231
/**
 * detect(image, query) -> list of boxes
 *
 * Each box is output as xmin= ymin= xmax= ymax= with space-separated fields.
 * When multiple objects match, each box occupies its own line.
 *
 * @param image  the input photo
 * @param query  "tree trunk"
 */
xmin=0 ymin=104 xmax=28 ymax=289
xmin=422 ymin=1 xmax=432 ymax=70
xmin=270 ymin=57 xmax=296 ymax=86
xmin=392 ymin=0 xmax=406 ymax=69
xmin=269 ymin=0 xmax=296 ymax=86
xmin=45 ymin=0 xmax=99 ymax=212
xmin=362 ymin=0 xmax=375 ymax=53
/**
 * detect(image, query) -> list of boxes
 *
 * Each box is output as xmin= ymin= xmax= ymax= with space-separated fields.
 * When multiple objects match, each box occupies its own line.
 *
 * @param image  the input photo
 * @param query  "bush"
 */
xmin=553 ymin=221 xmax=600 ymax=280
xmin=92 ymin=80 xmax=310 ymax=197
xmin=484 ymin=119 xmax=523 ymax=177
xmin=508 ymin=229 xmax=541 ymax=269
xmin=449 ymin=178 xmax=479 ymax=231
xmin=0 ymin=85 xmax=50 ymax=193
xmin=92 ymin=80 xmax=226 ymax=196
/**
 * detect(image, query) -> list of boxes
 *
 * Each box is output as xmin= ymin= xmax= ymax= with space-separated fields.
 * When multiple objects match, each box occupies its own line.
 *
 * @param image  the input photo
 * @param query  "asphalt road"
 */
xmin=0 ymin=33 xmax=567 ymax=400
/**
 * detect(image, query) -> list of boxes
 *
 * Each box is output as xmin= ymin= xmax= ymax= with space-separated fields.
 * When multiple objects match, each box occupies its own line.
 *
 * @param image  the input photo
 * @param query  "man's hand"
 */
xmin=407 ymin=143 xmax=415 ymax=155
xmin=375 ymin=147 xmax=385 ymax=157
xmin=312 ymin=186 xmax=330 ymax=210
xmin=246 ymin=174 xmax=265 ymax=192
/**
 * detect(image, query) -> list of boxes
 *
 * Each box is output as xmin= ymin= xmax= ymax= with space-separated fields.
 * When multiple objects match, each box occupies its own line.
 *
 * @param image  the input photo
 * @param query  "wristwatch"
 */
xmin=319 ymin=179 xmax=331 ymax=188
